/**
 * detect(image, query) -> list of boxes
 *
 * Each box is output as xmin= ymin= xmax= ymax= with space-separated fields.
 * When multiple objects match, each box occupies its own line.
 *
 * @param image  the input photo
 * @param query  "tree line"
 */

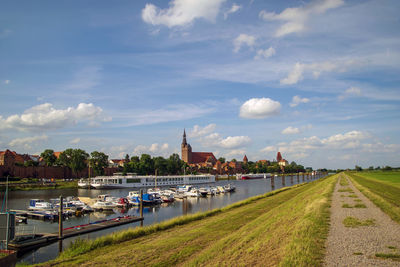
xmin=38 ymin=149 xmax=186 ymax=177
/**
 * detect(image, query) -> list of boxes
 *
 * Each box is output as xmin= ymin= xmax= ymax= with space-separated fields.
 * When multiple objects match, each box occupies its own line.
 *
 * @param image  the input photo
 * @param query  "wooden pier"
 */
xmin=60 ymin=216 xmax=143 ymax=238
xmin=8 ymin=216 xmax=143 ymax=251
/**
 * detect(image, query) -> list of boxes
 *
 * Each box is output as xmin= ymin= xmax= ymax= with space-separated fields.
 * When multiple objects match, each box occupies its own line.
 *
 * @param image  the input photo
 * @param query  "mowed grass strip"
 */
xmin=39 ymin=175 xmax=336 ymax=267
xmin=347 ymin=172 xmax=400 ymax=223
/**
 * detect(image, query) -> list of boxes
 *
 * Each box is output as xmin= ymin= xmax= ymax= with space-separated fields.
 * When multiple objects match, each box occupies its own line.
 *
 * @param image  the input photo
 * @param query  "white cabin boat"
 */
xmin=90 ymin=174 xmax=215 ymax=189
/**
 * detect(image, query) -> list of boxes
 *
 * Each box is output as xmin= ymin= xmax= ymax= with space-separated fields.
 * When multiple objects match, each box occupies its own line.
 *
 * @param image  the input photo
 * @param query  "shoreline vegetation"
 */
xmin=0 ymin=179 xmax=78 ymax=191
xmin=35 ymin=174 xmax=337 ymax=266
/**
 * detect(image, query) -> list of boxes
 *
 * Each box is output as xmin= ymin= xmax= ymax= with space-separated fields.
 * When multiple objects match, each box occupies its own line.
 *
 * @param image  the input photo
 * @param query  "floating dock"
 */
xmin=60 ymin=216 xmax=143 ymax=238
xmin=8 ymin=216 xmax=143 ymax=251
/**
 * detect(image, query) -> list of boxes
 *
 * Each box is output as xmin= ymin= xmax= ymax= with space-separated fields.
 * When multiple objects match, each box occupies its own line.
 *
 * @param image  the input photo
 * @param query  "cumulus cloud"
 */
xmin=290 ymin=95 xmax=310 ymax=107
xmin=9 ymin=135 xmax=48 ymax=150
xmin=189 ymin=124 xmax=216 ymax=138
xmin=142 ymin=0 xmax=226 ymax=28
xmin=133 ymin=143 xmax=170 ymax=156
xmin=254 ymin=47 xmax=276 ymax=59
xmin=281 ymin=59 xmax=360 ymax=85
xmin=233 ymin=34 xmax=256 ymax=53
xmin=259 ymin=0 xmax=344 ymax=37
xmin=282 ymin=126 xmax=300 ymax=135
xmin=239 ymin=98 xmax=281 ymax=119
xmin=0 ymin=103 xmax=111 ymax=132
xmin=260 ymin=145 xmax=276 ymax=153
xmin=338 ymin=86 xmax=362 ymax=100
xmin=224 ymin=3 xmax=241 ymax=19
xmin=69 ymin=138 xmax=81 ymax=144
xmin=202 ymin=133 xmax=251 ymax=149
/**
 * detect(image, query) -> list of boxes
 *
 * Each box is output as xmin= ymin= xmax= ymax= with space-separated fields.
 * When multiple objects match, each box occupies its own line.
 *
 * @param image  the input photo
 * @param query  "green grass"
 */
xmin=37 ymin=175 xmax=337 ymax=267
xmin=347 ymin=172 xmax=400 ymax=223
xmin=342 ymin=203 xmax=366 ymax=208
xmin=338 ymin=188 xmax=353 ymax=193
xmin=354 ymin=199 xmax=362 ymax=202
xmin=388 ymin=246 xmax=397 ymax=250
xmin=339 ymin=177 xmax=349 ymax=186
xmin=354 ymin=203 xmax=366 ymax=208
xmin=343 ymin=216 xmax=376 ymax=228
xmin=353 ymin=252 xmax=363 ymax=255
xmin=348 ymin=194 xmax=358 ymax=198
xmin=357 ymin=171 xmax=400 ymax=187
xmin=375 ymin=253 xmax=400 ymax=261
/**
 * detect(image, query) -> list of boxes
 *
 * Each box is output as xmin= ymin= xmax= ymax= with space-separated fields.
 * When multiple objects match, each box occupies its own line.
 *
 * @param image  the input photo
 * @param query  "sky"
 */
xmin=0 ymin=0 xmax=399 ymax=169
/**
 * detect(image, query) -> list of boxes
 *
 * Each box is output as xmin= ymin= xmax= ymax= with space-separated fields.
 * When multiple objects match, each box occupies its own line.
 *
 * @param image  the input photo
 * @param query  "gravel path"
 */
xmin=324 ymin=173 xmax=400 ymax=266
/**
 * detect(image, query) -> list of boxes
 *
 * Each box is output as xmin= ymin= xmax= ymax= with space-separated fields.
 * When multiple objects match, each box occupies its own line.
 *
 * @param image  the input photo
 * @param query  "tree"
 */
xmin=355 ymin=165 xmax=362 ymax=171
xmin=154 ymin=157 xmax=168 ymax=175
xmin=89 ymin=151 xmax=109 ymax=176
xmin=58 ymin=148 xmax=89 ymax=178
xmin=40 ymin=149 xmax=57 ymax=166
xmin=139 ymin=154 xmax=154 ymax=175
xmin=217 ymin=157 xmax=225 ymax=163
xmin=167 ymin=153 xmax=183 ymax=175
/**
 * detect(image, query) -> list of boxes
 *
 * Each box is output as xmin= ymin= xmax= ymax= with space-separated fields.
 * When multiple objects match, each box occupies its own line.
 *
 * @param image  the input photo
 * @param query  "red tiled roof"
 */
xmin=191 ymin=152 xmax=216 ymax=164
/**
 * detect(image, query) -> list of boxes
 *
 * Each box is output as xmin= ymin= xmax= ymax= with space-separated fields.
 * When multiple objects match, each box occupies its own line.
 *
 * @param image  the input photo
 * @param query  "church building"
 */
xmin=181 ymin=129 xmax=217 ymax=166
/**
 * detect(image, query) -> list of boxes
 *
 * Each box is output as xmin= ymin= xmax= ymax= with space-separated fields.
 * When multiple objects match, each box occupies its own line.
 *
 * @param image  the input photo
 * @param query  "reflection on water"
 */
xmin=0 ymin=175 xmax=323 ymax=264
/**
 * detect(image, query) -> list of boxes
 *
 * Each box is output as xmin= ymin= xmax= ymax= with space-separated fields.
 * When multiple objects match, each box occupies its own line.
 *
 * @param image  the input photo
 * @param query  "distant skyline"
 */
xmin=1 ymin=0 xmax=399 ymax=169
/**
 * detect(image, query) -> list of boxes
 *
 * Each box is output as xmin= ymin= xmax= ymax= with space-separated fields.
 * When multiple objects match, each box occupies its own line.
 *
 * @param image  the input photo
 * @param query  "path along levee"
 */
xmin=324 ymin=173 xmax=400 ymax=266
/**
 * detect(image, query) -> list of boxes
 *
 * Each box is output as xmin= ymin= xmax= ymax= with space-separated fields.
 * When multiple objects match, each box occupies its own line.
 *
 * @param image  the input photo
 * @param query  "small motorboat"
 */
xmin=223 ymin=184 xmax=236 ymax=192
xmin=92 ymin=201 xmax=117 ymax=211
xmin=185 ymin=188 xmax=200 ymax=197
xmin=28 ymin=199 xmax=54 ymax=211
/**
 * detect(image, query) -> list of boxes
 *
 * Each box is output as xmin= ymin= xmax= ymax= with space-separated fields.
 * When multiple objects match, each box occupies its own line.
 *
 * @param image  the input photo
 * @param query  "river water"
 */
xmin=2 ymin=174 xmax=321 ymax=264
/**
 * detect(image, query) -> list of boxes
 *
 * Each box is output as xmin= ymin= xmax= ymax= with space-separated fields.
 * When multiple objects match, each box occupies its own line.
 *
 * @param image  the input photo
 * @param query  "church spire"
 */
xmin=182 ymin=129 xmax=187 ymax=145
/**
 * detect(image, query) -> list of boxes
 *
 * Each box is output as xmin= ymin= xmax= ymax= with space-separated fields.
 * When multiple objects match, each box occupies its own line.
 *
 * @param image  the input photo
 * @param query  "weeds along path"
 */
xmin=42 ymin=175 xmax=336 ymax=267
xmin=324 ymin=173 xmax=400 ymax=266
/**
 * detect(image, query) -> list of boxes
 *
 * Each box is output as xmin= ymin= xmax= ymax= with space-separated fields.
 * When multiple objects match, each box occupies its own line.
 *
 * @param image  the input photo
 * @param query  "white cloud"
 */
xmin=220 ymin=136 xmax=251 ymax=149
xmin=142 ymin=0 xmax=226 ymax=28
xmin=259 ymin=0 xmax=344 ymax=37
xmin=282 ymin=126 xmax=300 ymax=135
xmin=201 ymin=133 xmax=251 ymax=149
xmin=225 ymin=149 xmax=246 ymax=158
xmin=133 ymin=143 xmax=170 ymax=157
xmin=189 ymin=124 xmax=216 ymax=138
xmin=338 ymin=86 xmax=362 ymax=100
xmin=233 ymin=34 xmax=256 ymax=53
xmin=290 ymin=95 xmax=310 ymax=107
xmin=0 ymin=103 xmax=111 ymax=132
xmin=239 ymin=98 xmax=281 ymax=119
xmin=9 ymin=135 xmax=48 ymax=150
xmin=224 ymin=3 xmax=241 ymax=19
xmin=260 ymin=145 xmax=276 ymax=153
xmin=254 ymin=47 xmax=276 ymax=59
xmin=69 ymin=138 xmax=81 ymax=144
xmin=4 ymin=80 xmax=10 ymax=84
xmin=281 ymin=59 xmax=360 ymax=85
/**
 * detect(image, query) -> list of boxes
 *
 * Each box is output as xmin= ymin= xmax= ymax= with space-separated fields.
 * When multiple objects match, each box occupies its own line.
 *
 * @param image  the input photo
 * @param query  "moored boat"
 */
xmin=28 ymin=199 xmax=54 ymax=211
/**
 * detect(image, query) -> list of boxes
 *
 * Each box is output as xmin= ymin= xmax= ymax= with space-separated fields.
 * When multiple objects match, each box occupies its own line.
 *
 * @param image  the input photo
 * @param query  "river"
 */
xmin=1 ymin=174 xmax=321 ymax=264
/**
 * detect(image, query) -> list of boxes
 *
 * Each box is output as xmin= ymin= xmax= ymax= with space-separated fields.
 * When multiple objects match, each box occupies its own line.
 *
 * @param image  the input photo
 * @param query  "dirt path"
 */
xmin=324 ymin=173 xmax=400 ymax=266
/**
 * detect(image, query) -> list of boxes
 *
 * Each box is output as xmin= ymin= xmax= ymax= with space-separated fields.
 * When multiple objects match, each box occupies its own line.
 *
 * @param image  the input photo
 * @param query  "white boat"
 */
xmin=185 ymin=188 xmax=200 ymax=197
xmin=223 ymin=184 xmax=236 ymax=192
xmin=28 ymin=199 xmax=54 ymax=211
xmin=216 ymin=186 xmax=225 ymax=193
xmin=92 ymin=201 xmax=117 ymax=211
xmin=198 ymin=188 xmax=209 ymax=197
xmin=177 ymin=185 xmax=192 ymax=193
xmin=78 ymin=178 xmax=91 ymax=188
xmin=89 ymin=174 xmax=215 ymax=189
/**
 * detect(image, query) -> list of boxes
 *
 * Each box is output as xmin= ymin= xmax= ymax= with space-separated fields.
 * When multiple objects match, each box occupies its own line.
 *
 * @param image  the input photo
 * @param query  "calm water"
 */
xmin=1 ymin=174 xmax=321 ymax=264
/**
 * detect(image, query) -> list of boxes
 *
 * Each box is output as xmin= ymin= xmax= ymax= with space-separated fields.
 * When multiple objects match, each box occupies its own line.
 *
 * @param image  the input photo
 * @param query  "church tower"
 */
xmin=181 ymin=129 xmax=192 ymax=164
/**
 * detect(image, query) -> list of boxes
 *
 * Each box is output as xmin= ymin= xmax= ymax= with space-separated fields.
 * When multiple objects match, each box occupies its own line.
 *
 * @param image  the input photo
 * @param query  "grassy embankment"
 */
xmin=35 ymin=174 xmax=337 ymax=267
xmin=346 ymin=171 xmax=400 ymax=223
xmin=0 ymin=179 xmax=78 ymax=191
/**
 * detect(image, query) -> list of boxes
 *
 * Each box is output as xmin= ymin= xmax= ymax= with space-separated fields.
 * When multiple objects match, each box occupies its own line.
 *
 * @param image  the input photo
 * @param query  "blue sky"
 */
xmin=1 ymin=0 xmax=399 ymax=169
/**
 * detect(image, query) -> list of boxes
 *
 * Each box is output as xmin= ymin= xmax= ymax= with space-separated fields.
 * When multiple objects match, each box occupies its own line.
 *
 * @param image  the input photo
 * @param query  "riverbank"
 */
xmin=36 ymin=174 xmax=336 ymax=266
xmin=0 ymin=179 xmax=78 ymax=191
